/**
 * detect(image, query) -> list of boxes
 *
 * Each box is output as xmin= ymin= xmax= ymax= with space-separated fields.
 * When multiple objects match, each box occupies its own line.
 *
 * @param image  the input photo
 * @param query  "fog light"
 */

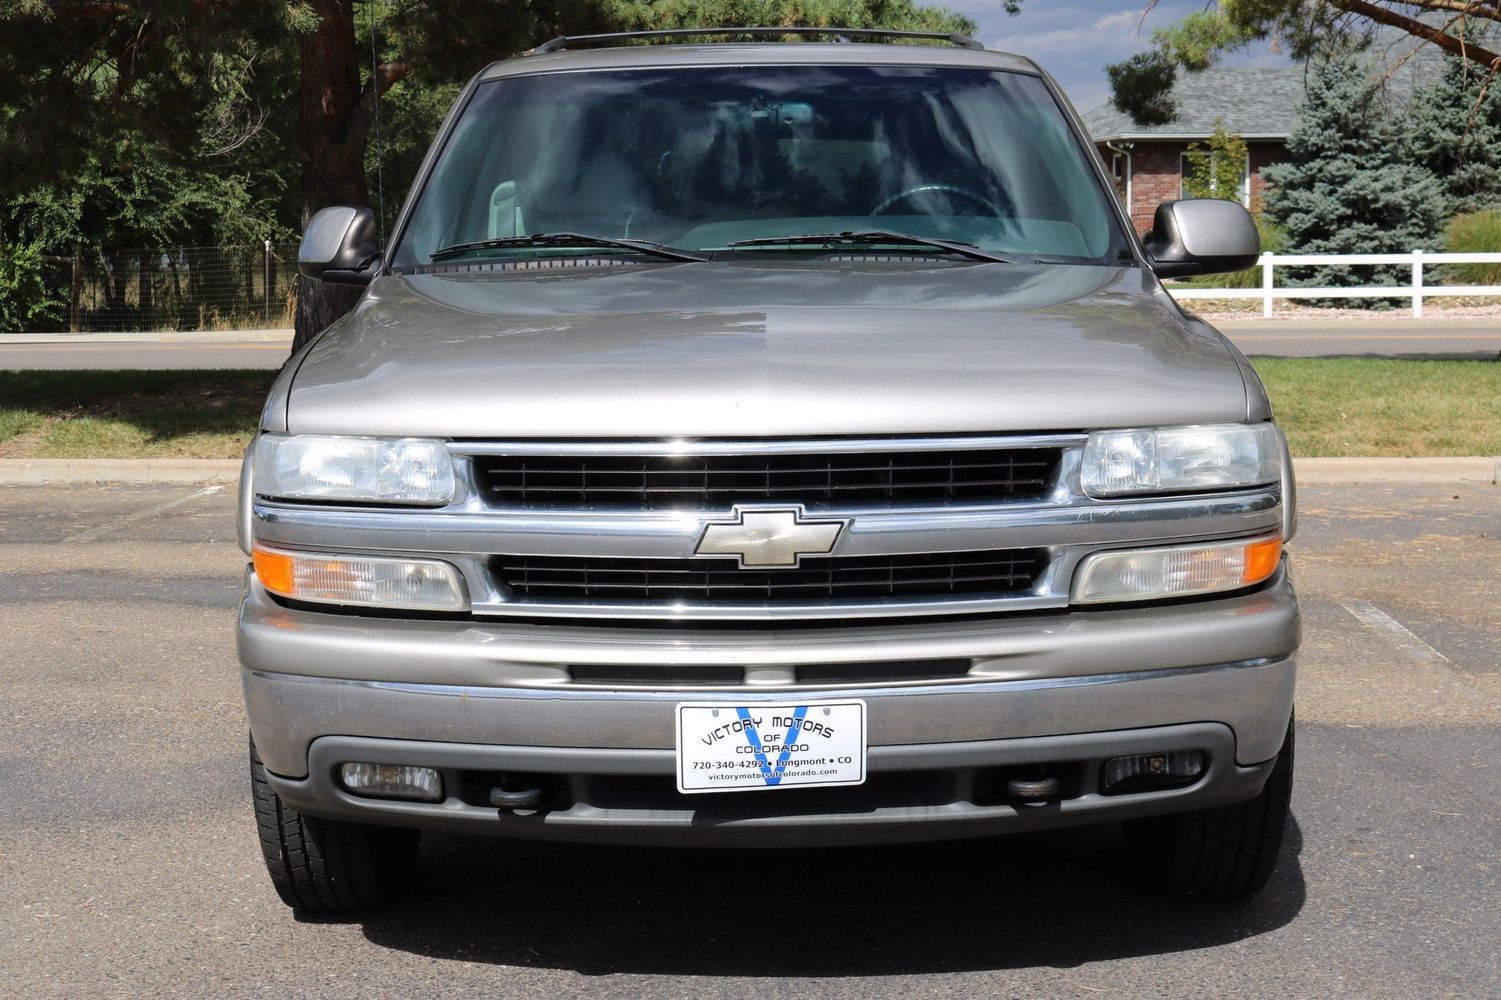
xmin=339 ymin=762 xmax=443 ymax=802
xmin=1101 ymin=751 xmax=1205 ymax=794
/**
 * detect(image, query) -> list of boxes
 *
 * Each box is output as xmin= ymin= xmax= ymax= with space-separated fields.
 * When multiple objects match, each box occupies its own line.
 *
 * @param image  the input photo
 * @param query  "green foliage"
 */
xmin=1105 ymin=52 xmax=1177 ymax=125
xmin=0 ymin=241 xmax=62 ymax=331
xmin=600 ymin=0 xmax=974 ymax=35
xmin=1151 ymin=8 xmax=1265 ymax=70
xmin=0 ymin=8 xmax=299 ymax=254
xmin=1406 ymin=52 xmax=1501 ymax=216
xmin=365 ymin=78 xmax=462 ymax=238
xmin=1443 ymin=210 xmax=1501 ymax=286
xmin=1262 ymin=53 xmax=1443 ymax=304
xmin=1182 ymin=122 xmax=1249 ymax=202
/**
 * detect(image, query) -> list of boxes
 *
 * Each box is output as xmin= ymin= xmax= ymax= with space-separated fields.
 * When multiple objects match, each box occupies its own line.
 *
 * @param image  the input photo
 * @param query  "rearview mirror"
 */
xmin=1143 ymin=199 xmax=1260 ymax=279
xmin=298 ymin=206 xmax=379 ymax=284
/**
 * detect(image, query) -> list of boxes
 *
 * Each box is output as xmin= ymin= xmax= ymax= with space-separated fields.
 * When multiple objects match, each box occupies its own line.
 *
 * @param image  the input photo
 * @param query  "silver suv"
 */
xmin=240 ymin=29 xmax=1298 ymax=913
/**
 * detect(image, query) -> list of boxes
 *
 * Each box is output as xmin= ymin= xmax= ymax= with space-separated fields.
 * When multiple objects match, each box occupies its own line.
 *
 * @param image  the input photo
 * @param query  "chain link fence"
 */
xmin=30 ymin=242 xmax=299 ymax=333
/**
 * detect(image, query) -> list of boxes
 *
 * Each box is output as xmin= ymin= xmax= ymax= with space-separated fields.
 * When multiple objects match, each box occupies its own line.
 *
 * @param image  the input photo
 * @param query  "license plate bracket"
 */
xmin=674 ymin=700 xmax=867 ymax=794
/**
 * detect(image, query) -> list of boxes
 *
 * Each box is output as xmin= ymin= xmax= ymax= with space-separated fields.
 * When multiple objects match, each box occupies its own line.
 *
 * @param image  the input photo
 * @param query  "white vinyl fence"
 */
xmin=1169 ymin=251 xmax=1501 ymax=317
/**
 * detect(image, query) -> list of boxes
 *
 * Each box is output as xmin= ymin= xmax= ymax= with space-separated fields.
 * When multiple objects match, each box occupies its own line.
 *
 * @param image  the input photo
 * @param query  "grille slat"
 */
xmin=494 ymin=550 xmax=1045 ymax=603
xmin=476 ymin=448 xmax=1060 ymax=508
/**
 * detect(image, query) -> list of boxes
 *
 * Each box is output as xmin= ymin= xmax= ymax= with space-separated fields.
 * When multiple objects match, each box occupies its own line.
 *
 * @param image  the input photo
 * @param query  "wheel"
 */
xmin=249 ymin=736 xmax=419 ymax=914
xmin=1123 ymin=716 xmax=1295 ymax=900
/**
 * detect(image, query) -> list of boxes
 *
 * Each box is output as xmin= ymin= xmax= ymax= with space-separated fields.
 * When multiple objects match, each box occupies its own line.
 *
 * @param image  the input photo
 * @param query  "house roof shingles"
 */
xmin=1081 ymin=66 xmax=1307 ymax=142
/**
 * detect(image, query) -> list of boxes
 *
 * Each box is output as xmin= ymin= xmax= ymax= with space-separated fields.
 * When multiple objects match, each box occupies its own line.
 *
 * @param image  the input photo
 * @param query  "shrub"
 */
xmin=1443 ymin=210 xmax=1501 ymax=286
xmin=1182 ymin=122 xmax=1250 ymax=202
xmin=0 ymin=243 xmax=64 ymax=332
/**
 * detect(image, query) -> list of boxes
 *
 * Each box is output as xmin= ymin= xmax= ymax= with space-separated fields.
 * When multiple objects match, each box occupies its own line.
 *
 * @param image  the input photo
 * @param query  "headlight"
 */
xmin=1072 ymin=535 xmax=1282 ymax=604
xmin=253 ymin=545 xmax=468 ymax=611
xmin=253 ymin=434 xmax=454 ymax=505
xmin=1080 ymin=423 xmax=1281 ymax=498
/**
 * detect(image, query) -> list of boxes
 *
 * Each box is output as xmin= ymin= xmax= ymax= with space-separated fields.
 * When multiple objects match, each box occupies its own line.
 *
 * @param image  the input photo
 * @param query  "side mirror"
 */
xmin=1143 ymin=199 xmax=1260 ymax=278
xmin=298 ymin=206 xmax=379 ymax=284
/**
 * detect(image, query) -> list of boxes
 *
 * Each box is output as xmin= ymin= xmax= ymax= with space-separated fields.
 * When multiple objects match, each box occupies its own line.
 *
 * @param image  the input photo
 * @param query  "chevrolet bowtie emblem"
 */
xmin=695 ymin=506 xmax=848 ymax=568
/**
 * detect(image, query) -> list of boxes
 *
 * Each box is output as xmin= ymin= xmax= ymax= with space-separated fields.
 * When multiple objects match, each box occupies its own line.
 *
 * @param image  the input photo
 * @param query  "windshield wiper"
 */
xmin=430 ymin=232 xmax=708 ymax=263
xmin=725 ymin=230 xmax=1013 ymax=264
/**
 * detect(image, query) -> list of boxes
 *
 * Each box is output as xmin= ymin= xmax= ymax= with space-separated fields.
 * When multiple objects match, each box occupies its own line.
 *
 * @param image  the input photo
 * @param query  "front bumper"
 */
xmin=240 ymin=567 xmax=1298 ymax=845
xmin=264 ymin=723 xmax=1276 ymax=847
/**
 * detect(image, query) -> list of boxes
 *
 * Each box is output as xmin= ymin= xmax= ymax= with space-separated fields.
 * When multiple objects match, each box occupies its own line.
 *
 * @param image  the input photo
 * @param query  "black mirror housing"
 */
xmin=1144 ymin=199 xmax=1261 ymax=279
xmin=298 ymin=206 xmax=379 ymax=285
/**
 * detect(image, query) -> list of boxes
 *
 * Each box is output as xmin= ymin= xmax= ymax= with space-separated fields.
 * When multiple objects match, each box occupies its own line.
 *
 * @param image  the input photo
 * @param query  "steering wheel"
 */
xmin=872 ymin=184 xmax=1002 ymax=217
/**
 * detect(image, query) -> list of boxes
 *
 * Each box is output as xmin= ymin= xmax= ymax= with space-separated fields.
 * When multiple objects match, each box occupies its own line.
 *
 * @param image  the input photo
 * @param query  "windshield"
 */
xmin=392 ymin=65 xmax=1130 ymax=267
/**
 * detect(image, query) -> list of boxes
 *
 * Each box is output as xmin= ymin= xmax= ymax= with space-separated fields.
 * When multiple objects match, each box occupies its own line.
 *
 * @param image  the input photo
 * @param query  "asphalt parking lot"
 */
xmin=2 ymin=481 xmax=1498 ymax=998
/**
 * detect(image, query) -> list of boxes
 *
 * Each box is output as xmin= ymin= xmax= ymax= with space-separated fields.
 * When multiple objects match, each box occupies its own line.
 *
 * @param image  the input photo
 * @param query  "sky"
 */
xmin=946 ymin=0 xmax=1294 ymax=113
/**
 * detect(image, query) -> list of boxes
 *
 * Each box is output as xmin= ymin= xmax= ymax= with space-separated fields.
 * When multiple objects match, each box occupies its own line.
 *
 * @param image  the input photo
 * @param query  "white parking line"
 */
xmin=62 ymin=485 xmax=225 ymax=544
xmin=1340 ymin=599 xmax=1451 ymax=665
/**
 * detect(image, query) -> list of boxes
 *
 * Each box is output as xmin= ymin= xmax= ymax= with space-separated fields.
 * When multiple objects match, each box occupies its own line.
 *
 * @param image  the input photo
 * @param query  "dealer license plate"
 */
xmin=674 ymin=700 xmax=867 ymax=794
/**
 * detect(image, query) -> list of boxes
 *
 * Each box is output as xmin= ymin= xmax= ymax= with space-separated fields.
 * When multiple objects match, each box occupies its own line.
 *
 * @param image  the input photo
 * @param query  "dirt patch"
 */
xmin=0 ymin=419 xmax=55 ymax=458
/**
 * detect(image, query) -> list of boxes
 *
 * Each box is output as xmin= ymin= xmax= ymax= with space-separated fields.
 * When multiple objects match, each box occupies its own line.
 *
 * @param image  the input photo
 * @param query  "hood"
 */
xmin=284 ymin=260 xmax=1248 ymax=438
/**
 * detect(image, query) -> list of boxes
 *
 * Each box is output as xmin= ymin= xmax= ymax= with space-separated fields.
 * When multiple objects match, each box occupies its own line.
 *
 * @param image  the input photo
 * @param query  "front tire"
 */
xmin=249 ymin=736 xmax=419 ymax=914
xmin=1124 ymin=716 xmax=1295 ymax=900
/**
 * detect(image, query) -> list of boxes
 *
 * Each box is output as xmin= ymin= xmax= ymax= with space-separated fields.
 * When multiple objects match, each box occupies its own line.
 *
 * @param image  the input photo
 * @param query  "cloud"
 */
xmin=958 ymin=0 xmax=1291 ymax=114
xmin=994 ymin=10 xmax=1145 ymax=54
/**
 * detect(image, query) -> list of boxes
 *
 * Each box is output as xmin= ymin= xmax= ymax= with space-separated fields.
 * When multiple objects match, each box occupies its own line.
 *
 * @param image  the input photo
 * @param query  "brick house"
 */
xmin=1080 ymin=66 xmax=1306 ymax=235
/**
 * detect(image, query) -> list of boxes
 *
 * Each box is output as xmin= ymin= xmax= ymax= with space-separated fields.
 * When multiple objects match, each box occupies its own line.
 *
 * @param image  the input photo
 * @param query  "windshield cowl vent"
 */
xmin=410 ymin=257 xmax=640 ymax=275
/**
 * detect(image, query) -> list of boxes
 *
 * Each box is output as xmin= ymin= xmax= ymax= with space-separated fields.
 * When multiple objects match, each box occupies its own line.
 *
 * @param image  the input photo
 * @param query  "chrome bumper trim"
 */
xmin=251 ymin=491 xmax=1282 ymax=620
xmin=446 ymin=433 xmax=1088 ymax=457
xmin=252 ymin=491 xmax=1281 ymax=559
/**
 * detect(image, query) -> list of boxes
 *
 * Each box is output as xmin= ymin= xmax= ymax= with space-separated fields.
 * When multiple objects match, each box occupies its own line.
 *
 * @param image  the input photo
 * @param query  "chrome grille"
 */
xmin=473 ymin=447 xmax=1060 ymax=509
xmin=492 ymin=549 xmax=1046 ymax=603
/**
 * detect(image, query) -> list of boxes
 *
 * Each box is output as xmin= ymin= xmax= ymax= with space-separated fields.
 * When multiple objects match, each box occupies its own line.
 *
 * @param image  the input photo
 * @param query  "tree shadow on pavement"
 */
xmin=351 ymin=816 xmax=1307 ymax=976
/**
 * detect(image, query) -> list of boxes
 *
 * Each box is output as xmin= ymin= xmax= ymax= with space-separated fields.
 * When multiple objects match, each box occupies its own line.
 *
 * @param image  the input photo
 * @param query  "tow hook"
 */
xmin=490 ymin=785 xmax=544 ymax=811
xmin=1006 ymin=775 xmax=1060 ymax=805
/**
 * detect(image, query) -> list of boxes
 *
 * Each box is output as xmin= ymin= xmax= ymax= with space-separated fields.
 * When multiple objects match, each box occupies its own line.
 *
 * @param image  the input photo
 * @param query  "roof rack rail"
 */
xmin=527 ymin=27 xmax=985 ymax=55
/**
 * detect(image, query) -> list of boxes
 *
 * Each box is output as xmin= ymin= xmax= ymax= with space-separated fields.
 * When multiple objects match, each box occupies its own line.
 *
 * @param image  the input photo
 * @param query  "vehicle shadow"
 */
xmin=350 ymin=816 xmax=1307 ymax=976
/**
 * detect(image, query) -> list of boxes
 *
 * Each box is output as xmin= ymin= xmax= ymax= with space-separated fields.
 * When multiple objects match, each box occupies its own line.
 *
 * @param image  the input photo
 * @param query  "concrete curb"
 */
xmin=0 ymin=456 xmax=1495 ymax=486
xmin=0 ymin=459 xmax=242 ymax=484
xmin=1293 ymin=457 xmax=1499 ymax=484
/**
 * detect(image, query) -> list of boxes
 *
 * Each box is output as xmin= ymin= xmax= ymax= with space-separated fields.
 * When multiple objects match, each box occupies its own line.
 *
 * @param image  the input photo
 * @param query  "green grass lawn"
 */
xmin=0 ymin=370 xmax=273 ymax=459
xmin=1251 ymin=357 xmax=1501 ymax=457
xmin=0 ymin=361 xmax=1497 ymax=459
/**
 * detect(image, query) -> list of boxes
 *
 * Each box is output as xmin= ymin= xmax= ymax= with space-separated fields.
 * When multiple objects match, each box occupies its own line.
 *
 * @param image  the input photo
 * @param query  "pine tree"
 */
xmin=1406 ymin=52 xmax=1501 ymax=216
xmin=1263 ymin=52 xmax=1444 ymax=303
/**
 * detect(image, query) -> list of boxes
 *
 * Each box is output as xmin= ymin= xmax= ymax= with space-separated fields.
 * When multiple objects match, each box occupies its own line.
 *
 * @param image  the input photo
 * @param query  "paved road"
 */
xmin=0 ymin=337 xmax=291 ymax=370
xmin=3 ymin=316 xmax=1499 ymax=369
xmin=2 ymin=482 xmax=1499 ymax=998
xmin=1216 ymin=317 xmax=1501 ymax=358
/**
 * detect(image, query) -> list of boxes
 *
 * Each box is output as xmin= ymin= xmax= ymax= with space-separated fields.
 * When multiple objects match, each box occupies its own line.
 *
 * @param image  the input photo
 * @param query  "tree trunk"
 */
xmin=292 ymin=0 xmax=368 ymax=353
